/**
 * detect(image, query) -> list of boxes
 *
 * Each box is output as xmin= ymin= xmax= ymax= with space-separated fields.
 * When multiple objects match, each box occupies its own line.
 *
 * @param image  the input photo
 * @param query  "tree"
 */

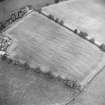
xmin=13 ymin=60 xmax=19 ymax=65
xmin=24 ymin=62 xmax=30 ymax=70
xmin=89 ymin=38 xmax=95 ymax=44
xmin=10 ymin=14 xmax=16 ymax=22
xmin=54 ymin=0 xmax=59 ymax=3
xmin=79 ymin=31 xmax=88 ymax=38
xmin=45 ymin=72 xmax=54 ymax=79
xmin=45 ymin=3 xmax=50 ymax=6
xmin=1 ymin=54 xmax=7 ymax=61
xmin=0 ymin=0 xmax=6 ymax=2
xmin=48 ymin=14 xmax=54 ymax=20
xmin=7 ymin=58 xmax=13 ymax=64
xmin=60 ymin=20 xmax=64 ymax=25
xmin=0 ymin=22 xmax=3 ymax=32
xmin=100 ymin=43 xmax=105 ymax=51
xmin=18 ymin=10 xmax=23 ymax=18
xmin=55 ymin=18 xmax=59 ymax=23
xmin=37 ymin=9 xmax=42 ymax=13
xmin=74 ymin=29 xmax=80 ymax=34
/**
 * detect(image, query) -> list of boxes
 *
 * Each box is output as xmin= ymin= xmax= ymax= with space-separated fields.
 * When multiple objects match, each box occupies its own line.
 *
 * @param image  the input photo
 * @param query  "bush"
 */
xmin=1 ymin=54 xmax=7 ymax=61
xmin=55 ymin=18 xmax=59 ymax=23
xmin=26 ymin=5 xmax=33 ymax=10
xmin=89 ymin=38 xmax=95 ymax=44
xmin=7 ymin=58 xmax=13 ymax=64
xmin=33 ymin=67 xmax=41 ymax=73
xmin=0 ymin=22 xmax=6 ymax=30
xmin=10 ymin=14 xmax=16 ymax=22
xmin=24 ymin=62 xmax=30 ymax=70
xmin=37 ymin=9 xmax=42 ymax=13
xmin=48 ymin=14 xmax=54 ymax=20
xmin=100 ymin=43 xmax=105 ymax=51
xmin=13 ymin=60 xmax=19 ymax=65
xmin=45 ymin=72 xmax=54 ymax=79
xmin=74 ymin=29 xmax=80 ymax=34
xmin=18 ymin=10 xmax=24 ymax=18
xmin=60 ymin=20 xmax=64 ymax=25
xmin=0 ymin=0 xmax=6 ymax=2
xmin=54 ymin=0 xmax=59 ymax=3
xmin=45 ymin=3 xmax=50 ymax=6
xmin=79 ymin=31 xmax=88 ymax=38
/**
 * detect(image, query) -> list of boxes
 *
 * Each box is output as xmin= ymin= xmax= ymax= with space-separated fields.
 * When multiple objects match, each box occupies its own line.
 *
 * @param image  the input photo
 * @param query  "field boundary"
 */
xmin=41 ymin=6 xmax=105 ymax=53
xmin=2 ymin=10 xmax=83 ymax=92
xmin=2 ymin=7 xmax=105 ymax=92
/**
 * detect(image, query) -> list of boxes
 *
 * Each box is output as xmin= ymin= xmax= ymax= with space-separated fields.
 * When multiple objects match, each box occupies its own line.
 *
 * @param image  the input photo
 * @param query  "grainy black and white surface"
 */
xmin=0 ymin=0 xmax=105 ymax=105
xmin=3 ymin=11 xmax=105 ymax=88
xmin=42 ymin=0 xmax=105 ymax=43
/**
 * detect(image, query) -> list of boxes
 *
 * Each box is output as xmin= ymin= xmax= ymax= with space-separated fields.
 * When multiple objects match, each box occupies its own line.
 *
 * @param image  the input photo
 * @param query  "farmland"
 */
xmin=0 ymin=59 xmax=76 ymax=105
xmin=69 ymin=66 xmax=105 ymax=105
xmin=3 ymin=11 xmax=105 ymax=88
xmin=0 ymin=0 xmax=55 ymax=22
xmin=42 ymin=0 xmax=105 ymax=43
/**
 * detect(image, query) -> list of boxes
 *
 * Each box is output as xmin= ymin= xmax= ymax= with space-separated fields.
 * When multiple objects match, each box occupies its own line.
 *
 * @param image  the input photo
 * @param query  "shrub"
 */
xmin=10 ymin=14 xmax=16 ymax=22
xmin=24 ymin=62 xmax=30 ymax=70
xmin=0 ymin=0 xmax=6 ymax=2
xmin=60 ymin=20 xmax=64 ymax=25
xmin=45 ymin=3 xmax=50 ymax=6
xmin=54 ymin=0 xmax=59 ymax=3
xmin=7 ymin=58 xmax=13 ymax=64
xmin=45 ymin=72 xmax=54 ymax=79
xmin=17 ymin=11 xmax=23 ymax=18
xmin=79 ymin=31 xmax=88 ymax=38
xmin=55 ymin=18 xmax=59 ymax=23
xmin=26 ymin=5 xmax=33 ymax=10
xmin=48 ymin=14 xmax=54 ymax=20
xmin=1 ymin=54 xmax=7 ymax=61
xmin=100 ymin=43 xmax=105 ymax=51
xmin=33 ymin=67 xmax=41 ymax=73
xmin=74 ymin=29 xmax=80 ymax=34
xmin=89 ymin=38 xmax=95 ymax=44
xmin=37 ymin=9 xmax=42 ymax=13
xmin=13 ymin=60 xmax=19 ymax=65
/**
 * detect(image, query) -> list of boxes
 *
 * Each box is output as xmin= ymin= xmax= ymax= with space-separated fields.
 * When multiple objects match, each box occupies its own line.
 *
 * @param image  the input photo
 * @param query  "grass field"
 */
xmin=3 ymin=11 xmax=105 ymax=88
xmin=0 ymin=0 xmax=55 ymax=22
xmin=69 ymin=66 xmax=105 ymax=105
xmin=42 ymin=0 xmax=105 ymax=43
xmin=0 ymin=59 xmax=76 ymax=105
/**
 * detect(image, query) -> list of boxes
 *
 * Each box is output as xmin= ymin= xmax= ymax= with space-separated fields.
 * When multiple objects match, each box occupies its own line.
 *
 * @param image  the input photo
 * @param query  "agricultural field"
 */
xmin=0 ymin=0 xmax=55 ymax=22
xmin=69 ymin=67 xmax=105 ymax=105
xmin=3 ymin=11 xmax=105 ymax=89
xmin=42 ymin=0 xmax=105 ymax=43
xmin=0 ymin=59 xmax=75 ymax=105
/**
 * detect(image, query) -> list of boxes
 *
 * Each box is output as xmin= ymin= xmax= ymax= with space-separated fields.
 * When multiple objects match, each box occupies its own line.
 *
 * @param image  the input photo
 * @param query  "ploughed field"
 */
xmin=42 ymin=0 xmax=105 ymax=43
xmin=3 ymin=11 xmax=105 ymax=88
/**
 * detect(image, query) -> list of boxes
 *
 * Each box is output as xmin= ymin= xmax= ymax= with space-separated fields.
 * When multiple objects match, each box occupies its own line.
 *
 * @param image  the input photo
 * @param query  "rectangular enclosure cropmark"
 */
xmin=42 ymin=0 xmax=105 ymax=43
xmin=3 ymin=11 xmax=105 ymax=89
